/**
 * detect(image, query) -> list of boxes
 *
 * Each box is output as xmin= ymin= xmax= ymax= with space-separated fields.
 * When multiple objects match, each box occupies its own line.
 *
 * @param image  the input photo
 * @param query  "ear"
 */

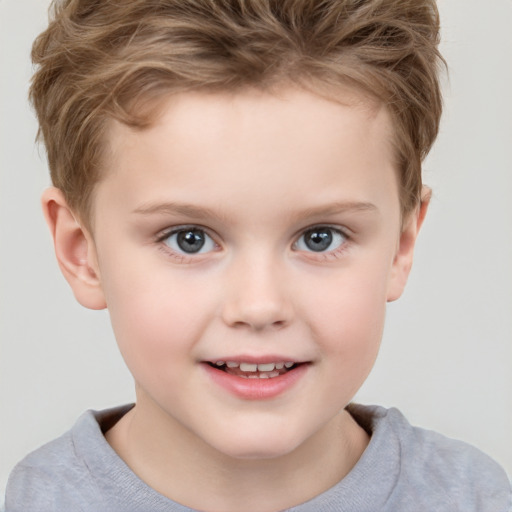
xmin=41 ymin=187 xmax=107 ymax=310
xmin=386 ymin=187 xmax=430 ymax=302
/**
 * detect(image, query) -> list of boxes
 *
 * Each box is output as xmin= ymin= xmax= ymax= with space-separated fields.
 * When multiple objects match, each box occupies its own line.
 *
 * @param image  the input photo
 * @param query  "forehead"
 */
xmin=106 ymin=85 xmax=392 ymax=168
xmin=96 ymin=86 xmax=398 ymax=227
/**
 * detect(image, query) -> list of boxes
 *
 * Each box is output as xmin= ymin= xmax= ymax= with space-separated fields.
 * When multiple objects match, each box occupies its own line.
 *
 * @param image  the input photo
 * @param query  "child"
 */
xmin=5 ymin=0 xmax=511 ymax=510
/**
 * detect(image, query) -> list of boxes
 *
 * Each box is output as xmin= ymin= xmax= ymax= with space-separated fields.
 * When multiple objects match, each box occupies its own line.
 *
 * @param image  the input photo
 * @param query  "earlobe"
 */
xmin=41 ymin=187 xmax=107 ymax=310
xmin=386 ymin=187 xmax=431 ymax=302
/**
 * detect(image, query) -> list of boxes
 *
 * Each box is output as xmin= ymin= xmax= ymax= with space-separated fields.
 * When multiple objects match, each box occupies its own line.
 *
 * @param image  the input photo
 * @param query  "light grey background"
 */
xmin=1 ymin=0 xmax=511 ymax=497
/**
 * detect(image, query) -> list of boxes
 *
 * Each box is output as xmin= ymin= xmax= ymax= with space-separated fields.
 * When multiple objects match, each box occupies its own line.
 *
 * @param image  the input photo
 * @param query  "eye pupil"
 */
xmin=304 ymin=228 xmax=333 ymax=251
xmin=177 ymin=229 xmax=205 ymax=253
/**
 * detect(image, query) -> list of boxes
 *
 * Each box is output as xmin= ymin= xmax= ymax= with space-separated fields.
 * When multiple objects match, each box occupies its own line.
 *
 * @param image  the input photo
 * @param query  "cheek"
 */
xmin=100 ymin=259 xmax=215 ymax=380
xmin=303 ymin=264 xmax=390 ymax=386
xmin=309 ymin=261 xmax=388 ymax=336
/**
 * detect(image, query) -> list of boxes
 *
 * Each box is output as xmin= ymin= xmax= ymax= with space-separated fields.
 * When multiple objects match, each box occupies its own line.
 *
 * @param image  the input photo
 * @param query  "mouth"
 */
xmin=206 ymin=360 xmax=302 ymax=379
xmin=202 ymin=358 xmax=309 ymax=399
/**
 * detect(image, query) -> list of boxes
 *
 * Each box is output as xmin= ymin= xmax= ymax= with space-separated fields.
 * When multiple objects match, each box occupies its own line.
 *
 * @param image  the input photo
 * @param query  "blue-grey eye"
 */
xmin=295 ymin=227 xmax=346 ymax=252
xmin=164 ymin=228 xmax=216 ymax=254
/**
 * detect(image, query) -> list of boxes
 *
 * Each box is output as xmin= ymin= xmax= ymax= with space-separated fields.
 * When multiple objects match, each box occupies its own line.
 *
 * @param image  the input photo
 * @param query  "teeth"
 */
xmin=257 ymin=363 xmax=275 ymax=372
xmin=238 ymin=370 xmax=287 ymax=379
xmin=216 ymin=361 xmax=298 ymax=373
xmin=239 ymin=362 xmax=258 ymax=372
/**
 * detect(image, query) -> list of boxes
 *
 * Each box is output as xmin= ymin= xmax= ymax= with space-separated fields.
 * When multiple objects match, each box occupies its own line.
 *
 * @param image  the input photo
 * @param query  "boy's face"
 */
xmin=80 ymin=87 xmax=416 ymax=458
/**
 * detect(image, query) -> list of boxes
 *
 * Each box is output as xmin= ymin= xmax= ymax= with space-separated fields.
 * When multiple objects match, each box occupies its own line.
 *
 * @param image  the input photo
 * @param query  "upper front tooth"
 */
xmin=226 ymin=361 xmax=240 ymax=368
xmin=239 ymin=363 xmax=258 ymax=372
xmin=284 ymin=362 xmax=294 ymax=368
xmin=257 ymin=363 xmax=276 ymax=372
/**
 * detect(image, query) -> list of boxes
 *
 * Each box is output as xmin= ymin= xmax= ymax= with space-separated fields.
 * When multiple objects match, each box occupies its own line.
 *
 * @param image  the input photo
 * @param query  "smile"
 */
xmin=203 ymin=358 xmax=308 ymax=399
xmin=209 ymin=361 xmax=297 ymax=379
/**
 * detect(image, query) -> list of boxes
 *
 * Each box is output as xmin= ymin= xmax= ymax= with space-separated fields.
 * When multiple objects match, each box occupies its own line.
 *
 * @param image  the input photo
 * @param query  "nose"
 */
xmin=221 ymin=255 xmax=293 ymax=331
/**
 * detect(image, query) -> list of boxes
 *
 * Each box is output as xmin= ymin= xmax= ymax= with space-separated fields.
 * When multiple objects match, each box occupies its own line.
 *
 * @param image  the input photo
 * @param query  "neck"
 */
xmin=106 ymin=399 xmax=369 ymax=512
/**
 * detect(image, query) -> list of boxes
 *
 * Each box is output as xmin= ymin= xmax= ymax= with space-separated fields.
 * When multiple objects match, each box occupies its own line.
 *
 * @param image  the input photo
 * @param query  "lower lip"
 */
xmin=202 ymin=363 xmax=308 ymax=400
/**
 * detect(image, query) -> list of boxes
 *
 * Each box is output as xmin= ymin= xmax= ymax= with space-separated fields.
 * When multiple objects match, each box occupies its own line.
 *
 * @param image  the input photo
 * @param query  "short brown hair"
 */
xmin=30 ymin=0 xmax=445 ymax=224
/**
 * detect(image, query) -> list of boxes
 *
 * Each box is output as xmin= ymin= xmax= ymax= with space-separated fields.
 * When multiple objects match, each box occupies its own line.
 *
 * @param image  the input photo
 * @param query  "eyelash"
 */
xmin=155 ymin=224 xmax=351 ymax=262
xmin=155 ymin=225 xmax=220 ymax=262
xmin=293 ymin=225 xmax=350 ymax=261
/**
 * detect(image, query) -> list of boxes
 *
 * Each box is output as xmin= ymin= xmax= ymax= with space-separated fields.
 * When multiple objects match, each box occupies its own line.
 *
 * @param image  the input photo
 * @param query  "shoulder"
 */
xmin=383 ymin=407 xmax=509 ymax=486
xmin=5 ymin=406 xmax=133 ymax=512
xmin=6 ymin=430 xmax=69 ymax=508
xmin=349 ymin=404 xmax=512 ymax=512
xmin=6 ymin=415 xmax=93 ymax=511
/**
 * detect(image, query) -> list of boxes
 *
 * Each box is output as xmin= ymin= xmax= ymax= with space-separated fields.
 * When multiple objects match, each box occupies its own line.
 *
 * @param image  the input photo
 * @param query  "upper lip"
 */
xmin=203 ymin=355 xmax=308 ymax=364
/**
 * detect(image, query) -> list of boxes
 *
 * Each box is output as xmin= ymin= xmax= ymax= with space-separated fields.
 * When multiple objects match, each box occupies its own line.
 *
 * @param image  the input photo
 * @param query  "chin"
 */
xmin=220 ymin=444 xmax=296 ymax=461
xmin=207 ymin=428 xmax=307 ymax=461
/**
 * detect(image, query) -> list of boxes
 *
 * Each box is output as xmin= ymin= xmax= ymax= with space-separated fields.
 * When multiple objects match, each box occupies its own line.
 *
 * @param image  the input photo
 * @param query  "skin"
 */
xmin=43 ymin=86 xmax=428 ymax=512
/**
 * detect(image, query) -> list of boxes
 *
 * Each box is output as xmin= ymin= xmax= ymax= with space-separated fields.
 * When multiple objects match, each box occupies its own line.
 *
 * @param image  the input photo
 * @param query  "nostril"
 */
xmin=221 ymin=293 xmax=293 ymax=330
xmin=230 ymin=319 xmax=287 ymax=330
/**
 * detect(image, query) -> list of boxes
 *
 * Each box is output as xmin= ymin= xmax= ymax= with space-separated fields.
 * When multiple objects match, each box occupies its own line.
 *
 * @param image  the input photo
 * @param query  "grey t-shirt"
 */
xmin=5 ymin=404 xmax=512 ymax=511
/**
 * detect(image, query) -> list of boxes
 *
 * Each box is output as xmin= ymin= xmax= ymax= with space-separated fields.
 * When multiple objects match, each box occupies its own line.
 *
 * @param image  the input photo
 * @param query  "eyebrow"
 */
xmin=132 ymin=200 xmax=378 ymax=222
xmin=133 ymin=202 xmax=229 ymax=223
xmin=294 ymin=201 xmax=378 ymax=219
